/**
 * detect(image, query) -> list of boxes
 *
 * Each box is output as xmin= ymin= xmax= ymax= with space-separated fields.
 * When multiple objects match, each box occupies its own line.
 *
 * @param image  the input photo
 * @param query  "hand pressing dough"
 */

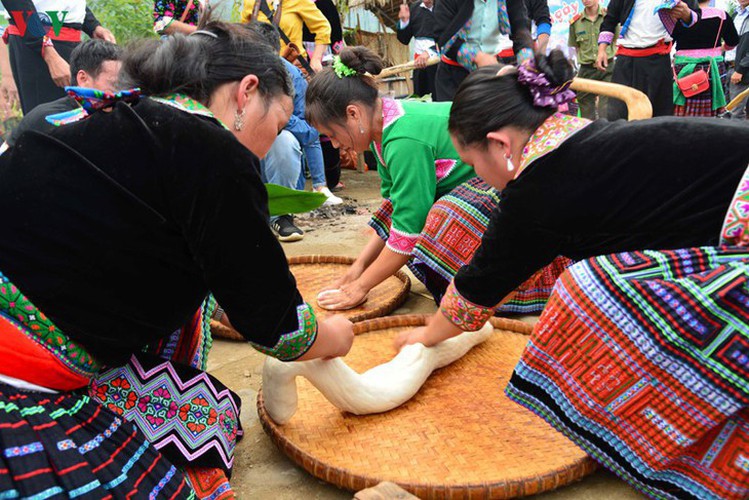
xmin=263 ymin=322 xmax=494 ymax=424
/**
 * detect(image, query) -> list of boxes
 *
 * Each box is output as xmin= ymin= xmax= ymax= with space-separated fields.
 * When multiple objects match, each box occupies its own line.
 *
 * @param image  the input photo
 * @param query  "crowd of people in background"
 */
xmin=0 ymin=0 xmax=746 ymax=499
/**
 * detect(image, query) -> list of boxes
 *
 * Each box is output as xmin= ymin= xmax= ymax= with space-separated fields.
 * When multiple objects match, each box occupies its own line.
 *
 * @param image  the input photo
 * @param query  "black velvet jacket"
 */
xmin=0 ymin=99 xmax=306 ymax=364
xmin=455 ymin=117 xmax=749 ymax=307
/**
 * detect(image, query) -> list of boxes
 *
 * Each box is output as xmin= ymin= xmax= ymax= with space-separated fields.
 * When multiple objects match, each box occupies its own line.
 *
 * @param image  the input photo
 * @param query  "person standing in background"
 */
xmin=496 ymin=0 xmax=552 ymax=63
xmin=397 ymin=0 xmax=438 ymax=97
xmin=569 ymin=0 xmax=617 ymax=119
xmin=432 ymin=0 xmax=534 ymax=102
xmin=0 ymin=0 xmax=115 ymax=114
xmin=241 ymin=0 xmax=331 ymax=73
xmin=596 ymin=0 xmax=701 ymax=119
xmin=727 ymin=0 xmax=749 ymax=119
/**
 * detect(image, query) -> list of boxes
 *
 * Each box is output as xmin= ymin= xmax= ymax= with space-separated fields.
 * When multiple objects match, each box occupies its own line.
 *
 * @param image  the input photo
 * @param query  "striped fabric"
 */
xmin=507 ymin=247 xmax=749 ymax=500
xmin=0 ymin=385 xmax=193 ymax=499
xmin=370 ymin=177 xmax=573 ymax=313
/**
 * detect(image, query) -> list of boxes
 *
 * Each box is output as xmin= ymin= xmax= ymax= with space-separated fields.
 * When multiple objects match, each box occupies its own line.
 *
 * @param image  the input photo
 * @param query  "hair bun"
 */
xmin=339 ymin=46 xmax=384 ymax=76
xmin=534 ymin=50 xmax=575 ymax=87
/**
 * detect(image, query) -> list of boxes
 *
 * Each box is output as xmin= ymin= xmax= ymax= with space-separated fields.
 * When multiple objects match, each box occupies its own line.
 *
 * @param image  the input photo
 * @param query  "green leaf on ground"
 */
xmin=266 ymin=183 xmax=326 ymax=216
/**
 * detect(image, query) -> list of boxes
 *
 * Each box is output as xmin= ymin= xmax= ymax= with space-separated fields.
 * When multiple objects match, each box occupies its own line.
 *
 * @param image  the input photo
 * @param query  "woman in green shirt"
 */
xmin=306 ymin=46 xmax=570 ymax=311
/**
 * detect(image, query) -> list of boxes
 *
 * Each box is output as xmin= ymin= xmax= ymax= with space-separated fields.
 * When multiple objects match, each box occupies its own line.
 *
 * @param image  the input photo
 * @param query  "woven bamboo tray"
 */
xmin=257 ymin=315 xmax=596 ymax=498
xmin=212 ymin=255 xmax=411 ymax=341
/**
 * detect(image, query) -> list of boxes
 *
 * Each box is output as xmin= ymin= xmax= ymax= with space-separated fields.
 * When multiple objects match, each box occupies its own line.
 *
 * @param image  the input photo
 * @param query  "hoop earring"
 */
xmin=234 ymin=108 xmax=246 ymax=132
xmin=505 ymin=153 xmax=515 ymax=172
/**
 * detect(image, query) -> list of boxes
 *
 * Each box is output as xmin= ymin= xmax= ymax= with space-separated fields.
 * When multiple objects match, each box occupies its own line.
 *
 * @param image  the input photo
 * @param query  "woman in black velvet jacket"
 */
xmin=0 ymin=21 xmax=353 ymax=499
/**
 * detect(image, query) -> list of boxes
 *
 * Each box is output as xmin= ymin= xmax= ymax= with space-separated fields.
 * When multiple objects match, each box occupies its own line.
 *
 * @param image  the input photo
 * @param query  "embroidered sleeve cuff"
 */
xmin=439 ymin=281 xmax=494 ymax=331
xmin=536 ymin=23 xmax=552 ymax=36
xmin=250 ymin=303 xmax=318 ymax=361
xmin=598 ymin=31 xmax=614 ymax=45
xmin=386 ymin=228 xmax=418 ymax=256
xmin=681 ymin=11 xmax=697 ymax=27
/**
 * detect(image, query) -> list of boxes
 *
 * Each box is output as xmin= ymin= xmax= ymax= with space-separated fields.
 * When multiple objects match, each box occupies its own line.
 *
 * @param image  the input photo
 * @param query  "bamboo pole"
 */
xmin=726 ymin=87 xmax=749 ymax=112
xmin=376 ymin=60 xmax=654 ymax=121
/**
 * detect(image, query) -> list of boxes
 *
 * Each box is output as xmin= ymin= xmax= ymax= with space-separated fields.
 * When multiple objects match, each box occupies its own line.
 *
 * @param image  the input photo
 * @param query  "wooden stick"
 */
xmin=570 ymin=78 xmax=652 ymax=120
xmin=726 ymin=87 xmax=749 ymax=112
xmin=376 ymin=57 xmax=439 ymax=79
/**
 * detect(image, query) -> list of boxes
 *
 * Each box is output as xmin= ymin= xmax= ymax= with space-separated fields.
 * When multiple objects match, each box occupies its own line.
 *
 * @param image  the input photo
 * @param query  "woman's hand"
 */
xmin=317 ymin=281 xmax=369 ymax=310
xmin=322 ymin=263 xmax=365 ymax=292
xmin=393 ymin=326 xmax=428 ymax=351
xmin=0 ymin=76 xmax=18 ymax=119
xmin=669 ymin=1 xmax=692 ymax=23
xmin=595 ymin=45 xmax=609 ymax=71
xmin=731 ymin=71 xmax=743 ymax=85
xmin=298 ymin=315 xmax=354 ymax=360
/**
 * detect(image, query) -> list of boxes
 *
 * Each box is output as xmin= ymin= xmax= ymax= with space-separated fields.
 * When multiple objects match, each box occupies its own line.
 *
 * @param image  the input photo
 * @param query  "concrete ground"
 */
xmin=207 ymin=170 xmax=643 ymax=499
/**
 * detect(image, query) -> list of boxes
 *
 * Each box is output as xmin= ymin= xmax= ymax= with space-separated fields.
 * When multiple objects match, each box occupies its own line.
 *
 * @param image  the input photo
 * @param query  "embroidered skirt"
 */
xmin=369 ymin=177 xmax=573 ymax=313
xmin=506 ymin=246 xmax=749 ymax=500
xmin=0 ymin=384 xmax=194 ymax=499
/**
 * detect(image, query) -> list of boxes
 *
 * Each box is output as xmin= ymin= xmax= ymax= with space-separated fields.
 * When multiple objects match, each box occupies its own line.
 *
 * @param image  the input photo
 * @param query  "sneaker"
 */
xmin=314 ymin=186 xmax=343 ymax=206
xmin=272 ymin=215 xmax=304 ymax=242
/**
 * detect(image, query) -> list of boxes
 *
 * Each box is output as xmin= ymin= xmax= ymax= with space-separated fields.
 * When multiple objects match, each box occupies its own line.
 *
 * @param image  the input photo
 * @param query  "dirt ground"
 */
xmin=208 ymin=170 xmax=643 ymax=499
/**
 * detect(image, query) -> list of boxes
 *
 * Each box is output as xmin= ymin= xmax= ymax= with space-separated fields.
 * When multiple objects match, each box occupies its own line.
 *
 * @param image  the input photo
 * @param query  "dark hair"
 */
xmin=305 ymin=46 xmax=383 ymax=126
xmin=70 ymin=39 xmax=122 ymax=85
xmin=120 ymin=20 xmax=292 ymax=106
xmin=449 ymin=50 xmax=575 ymax=147
xmin=241 ymin=21 xmax=281 ymax=53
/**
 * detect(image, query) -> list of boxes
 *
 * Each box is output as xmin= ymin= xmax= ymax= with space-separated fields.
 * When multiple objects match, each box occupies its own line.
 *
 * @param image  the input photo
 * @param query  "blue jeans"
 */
xmin=296 ymin=139 xmax=326 ymax=190
xmin=261 ymin=130 xmax=302 ymax=222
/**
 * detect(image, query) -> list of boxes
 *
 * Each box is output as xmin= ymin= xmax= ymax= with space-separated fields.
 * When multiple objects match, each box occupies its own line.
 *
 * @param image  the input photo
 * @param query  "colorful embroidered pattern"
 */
xmin=371 ymin=98 xmax=406 ymax=168
xmin=435 ymin=159 xmax=458 ymax=181
xmin=184 ymin=467 xmax=234 ymax=500
xmin=387 ymin=228 xmax=420 ymax=255
xmin=0 ymin=387 xmax=193 ymax=499
xmin=721 ymin=163 xmax=749 ymax=246
xmin=90 ymin=355 xmax=241 ymax=474
xmin=0 ymin=271 xmax=99 ymax=378
xmin=152 ymin=94 xmax=230 ymax=130
xmin=506 ymin=247 xmax=749 ymax=500
xmin=440 ymin=281 xmax=494 ymax=331
xmin=371 ymin=180 xmax=572 ymax=313
xmin=249 ymin=303 xmax=318 ymax=361
xmin=518 ymin=113 xmax=591 ymax=175
xmin=46 ymin=87 xmax=142 ymax=126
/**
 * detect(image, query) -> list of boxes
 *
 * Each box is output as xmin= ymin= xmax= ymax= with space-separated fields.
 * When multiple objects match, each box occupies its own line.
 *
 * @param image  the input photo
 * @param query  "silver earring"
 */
xmin=234 ymin=108 xmax=246 ymax=131
xmin=359 ymin=121 xmax=365 ymax=134
xmin=505 ymin=153 xmax=515 ymax=172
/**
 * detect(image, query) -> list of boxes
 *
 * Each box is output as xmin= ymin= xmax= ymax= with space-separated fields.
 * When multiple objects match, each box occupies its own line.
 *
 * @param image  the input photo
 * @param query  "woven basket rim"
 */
xmin=257 ymin=314 xmax=596 ymax=496
xmin=286 ymin=255 xmax=411 ymax=323
xmin=212 ymin=255 xmax=412 ymax=341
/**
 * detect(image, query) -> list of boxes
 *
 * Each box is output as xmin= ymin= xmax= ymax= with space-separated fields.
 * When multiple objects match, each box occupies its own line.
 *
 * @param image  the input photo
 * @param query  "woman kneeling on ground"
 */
xmin=397 ymin=50 xmax=749 ymax=500
xmin=306 ymin=46 xmax=572 ymax=314
xmin=0 ymin=21 xmax=353 ymax=498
